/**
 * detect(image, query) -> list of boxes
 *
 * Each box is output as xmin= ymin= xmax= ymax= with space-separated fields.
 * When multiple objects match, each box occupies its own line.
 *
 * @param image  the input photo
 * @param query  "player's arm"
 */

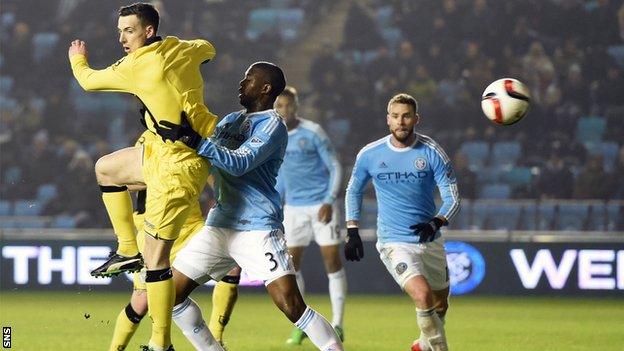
xmin=68 ymin=40 xmax=134 ymax=92
xmin=196 ymin=119 xmax=285 ymax=176
xmin=343 ymin=151 xmax=371 ymax=261
xmin=275 ymin=170 xmax=286 ymax=203
xmin=189 ymin=39 xmax=216 ymax=64
xmin=314 ymin=128 xmax=343 ymax=205
xmin=410 ymin=147 xmax=460 ymax=242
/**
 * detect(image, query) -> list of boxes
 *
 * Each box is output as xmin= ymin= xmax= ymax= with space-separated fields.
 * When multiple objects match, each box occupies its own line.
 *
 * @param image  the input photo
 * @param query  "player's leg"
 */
xmin=404 ymin=276 xmax=447 ymax=351
xmin=266 ymin=275 xmax=343 ymax=351
xmin=232 ymin=228 xmax=343 ymax=351
xmin=91 ymin=146 xmax=144 ymax=277
xmin=319 ymin=244 xmax=346 ymax=339
xmin=314 ymin=204 xmax=346 ymax=338
xmin=209 ymin=266 xmax=241 ymax=344
xmin=172 ymin=226 xmax=235 ymax=351
xmin=109 ymin=287 xmax=148 ymax=351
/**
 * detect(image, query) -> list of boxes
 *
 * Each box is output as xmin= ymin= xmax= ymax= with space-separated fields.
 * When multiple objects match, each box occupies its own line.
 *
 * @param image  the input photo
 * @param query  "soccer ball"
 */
xmin=481 ymin=78 xmax=531 ymax=125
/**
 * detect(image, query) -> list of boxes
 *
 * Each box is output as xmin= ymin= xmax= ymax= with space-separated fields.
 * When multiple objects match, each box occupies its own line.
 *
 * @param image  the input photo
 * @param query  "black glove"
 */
xmin=410 ymin=217 xmax=445 ymax=243
xmin=344 ymin=227 xmax=364 ymax=262
xmin=155 ymin=111 xmax=203 ymax=149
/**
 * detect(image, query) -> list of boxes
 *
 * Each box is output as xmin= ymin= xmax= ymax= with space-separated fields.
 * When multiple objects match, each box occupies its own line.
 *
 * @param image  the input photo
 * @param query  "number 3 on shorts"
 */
xmin=265 ymin=252 xmax=278 ymax=272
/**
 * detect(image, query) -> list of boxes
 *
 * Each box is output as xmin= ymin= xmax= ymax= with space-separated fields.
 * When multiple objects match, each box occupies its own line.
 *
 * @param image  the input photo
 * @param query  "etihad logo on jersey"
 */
xmin=376 ymin=171 xmax=428 ymax=182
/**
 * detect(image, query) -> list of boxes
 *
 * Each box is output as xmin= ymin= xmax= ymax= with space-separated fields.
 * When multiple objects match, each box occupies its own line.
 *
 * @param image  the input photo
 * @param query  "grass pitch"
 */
xmin=0 ymin=291 xmax=622 ymax=350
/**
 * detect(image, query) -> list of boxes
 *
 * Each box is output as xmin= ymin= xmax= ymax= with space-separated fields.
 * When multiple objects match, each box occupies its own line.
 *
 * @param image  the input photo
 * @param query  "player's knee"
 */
xmin=95 ymin=156 xmax=114 ymax=184
xmin=409 ymin=289 xmax=432 ymax=308
xmin=324 ymin=255 xmax=342 ymax=273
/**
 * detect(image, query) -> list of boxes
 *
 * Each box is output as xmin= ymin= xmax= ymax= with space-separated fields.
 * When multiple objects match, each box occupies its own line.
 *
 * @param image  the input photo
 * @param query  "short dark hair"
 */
xmin=387 ymin=93 xmax=418 ymax=114
xmin=279 ymin=86 xmax=298 ymax=105
xmin=251 ymin=61 xmax=286 ymax=99
xmin=118 ymin=3 xmax=160 ymax=32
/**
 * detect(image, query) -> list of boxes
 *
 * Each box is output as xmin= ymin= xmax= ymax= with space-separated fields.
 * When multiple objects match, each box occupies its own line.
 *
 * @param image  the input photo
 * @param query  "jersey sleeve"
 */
xmin=429 ymin=147 xmax=460 ymax=223
xmin=196 ymin=117 xmax=285 ymax=176
xmin=69 ymin=54 xmax=134 ymax=93
xmin=345 ymin=149 xmax=372 ymax=222
xmin=190 ymin=39 xmax=216 ymax=63
xmin=275 ymin=170 xmax=286 ymax=203
xmin=313 ymin=127 xmax=342 ymax=204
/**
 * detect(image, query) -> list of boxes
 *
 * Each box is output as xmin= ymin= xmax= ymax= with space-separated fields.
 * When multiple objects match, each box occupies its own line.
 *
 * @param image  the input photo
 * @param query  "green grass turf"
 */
xmin=0 ymin=291 xmax=622 ymax=350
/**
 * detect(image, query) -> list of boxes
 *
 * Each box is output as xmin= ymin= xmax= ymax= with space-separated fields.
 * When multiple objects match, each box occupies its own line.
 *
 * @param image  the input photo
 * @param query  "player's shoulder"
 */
xmin=298 ymin=118 xmax=326 ymax=135
xmin=252 ymin=109 xmax=285 ymax=135
xmin=356 ymin=135 xmax=390 ymax=159
xmin=416 ymin=133 xmax=450 ymax=163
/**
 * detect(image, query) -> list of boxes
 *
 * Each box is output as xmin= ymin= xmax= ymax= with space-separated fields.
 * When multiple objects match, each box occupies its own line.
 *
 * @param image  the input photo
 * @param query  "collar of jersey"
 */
xmin=144 ymin=36 xmax=163 ymax=46
xmin=244 ymin=108 xmax=277 ymax=117
xmin=386 ymin=134 xmax=420 ymax=152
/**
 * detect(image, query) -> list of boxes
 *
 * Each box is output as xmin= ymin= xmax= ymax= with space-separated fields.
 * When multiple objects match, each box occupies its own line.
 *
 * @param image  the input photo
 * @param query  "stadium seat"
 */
xmin=607 ymin=44 xmax=624 ymax=68
xmin=15 ymin=217 xmax=47 ymax=229
xmin=0 ymin=75 xmax=14 ymax=94
xmin=606 ymin=201 xmax=623 ymax=231
xmin=36 ymin=183 xmax=58 ymax=203
xmin=576 ymin=116 xmax=606 ymax=143
xmin=247 ymin=8 xmax=304 ymax=41
xmin=380 ymin=28 xmax=403 ymax=52
xmin=13 ymin=199 xmax=43 ymax=216
xmin=459 ymin=141 xmax=489 ymax=168
xmin=487 ymin=203 xmax=522 ymax=230
xmin=53 ymin=215 xmax=77 ymax=229
xmin=537 ymin=202 xmax=556 ymax=230
xmin=586 ymin=202 xmax=607 ymax=231
xmin=32 ymin=32 xmax=59 ymax=63
xmin=375 ymin=6 xmax=394 ymax=27
xmin=518 ymin=201 xmax=538 ymax=230
xmin=491 ymin=141 xmax=521 ymax=166
xmin=3 ymin=165 xmax=21 ymax=184
xmin=556 ymin=203 xmax=589 ymax=231
xmin=0 ymin=200 xmax=12 ymax=216
xmin=477 ymin=166 xmax=501 ymax=183
xmin=448 ymin=199 xmax=471 ymax=230
xmin=471 ymin=201 xmax=489 ymax=229
xmin=479 ymin=184 xmax=511 ymax=199
xmin=502 ymin=167 xmax=533 ymax=187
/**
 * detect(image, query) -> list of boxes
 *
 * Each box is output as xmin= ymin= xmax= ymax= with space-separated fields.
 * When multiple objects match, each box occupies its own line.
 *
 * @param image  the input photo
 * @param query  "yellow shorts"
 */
xmin=141 ymin=138 xmax=209 ymax=241
xmin=133 ymin=206 xmax=205 ymax=290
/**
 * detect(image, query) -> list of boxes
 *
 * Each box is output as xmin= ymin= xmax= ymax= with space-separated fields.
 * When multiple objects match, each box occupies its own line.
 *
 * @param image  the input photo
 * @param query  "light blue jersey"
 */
xmin=345 ymin=134 xmax=460 ymax=244
xmin=196 ymin=109 xmax=287 ymax=231
xmin=277 ymin=119 xmax=342 ymax=206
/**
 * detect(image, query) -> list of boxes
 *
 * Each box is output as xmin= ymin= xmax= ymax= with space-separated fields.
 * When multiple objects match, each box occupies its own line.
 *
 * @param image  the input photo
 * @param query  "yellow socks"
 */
xmin=109 ymin=303 xmax=143 ymax=351
xmin=101 ymin=186 xmax=138 ymax=257
xmin=209 ymin=276 xmax=240 ymax=341
xmin=146 ymin=268 xmax=175 ymax=348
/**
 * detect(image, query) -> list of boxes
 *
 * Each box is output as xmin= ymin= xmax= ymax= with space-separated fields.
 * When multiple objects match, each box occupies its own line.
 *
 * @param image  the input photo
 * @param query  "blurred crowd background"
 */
xmin=1 ymin=0 xmax=623 ymax=230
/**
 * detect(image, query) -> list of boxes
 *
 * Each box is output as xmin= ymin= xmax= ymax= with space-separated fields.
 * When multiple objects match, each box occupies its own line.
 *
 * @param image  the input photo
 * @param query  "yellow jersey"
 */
xmin=70 ymin=36 xmax=217 ymax=138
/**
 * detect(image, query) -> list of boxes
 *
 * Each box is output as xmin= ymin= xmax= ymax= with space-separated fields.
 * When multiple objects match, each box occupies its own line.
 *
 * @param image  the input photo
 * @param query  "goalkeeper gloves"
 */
xmin=344 ymin=227 xmax=364 ymax=261
xmin=155 ymin=111 xmax=203 ymax=149
xmin=410 ymin=217 xmax=445 ymax=243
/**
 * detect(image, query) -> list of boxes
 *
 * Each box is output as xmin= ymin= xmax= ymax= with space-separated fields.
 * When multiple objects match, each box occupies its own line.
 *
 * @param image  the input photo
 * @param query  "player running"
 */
xmin=156 ymin=62 xmax=344 ymax=351
xmin=344 ymin=94 xmax=460 ymax=351
xmin=68 ymin=3 xmax=217 ymax=350
xmin=274 ymin=86 xmax=346 ymax=344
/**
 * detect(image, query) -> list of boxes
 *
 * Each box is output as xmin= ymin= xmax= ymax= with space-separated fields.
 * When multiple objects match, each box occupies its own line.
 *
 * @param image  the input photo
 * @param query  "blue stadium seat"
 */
xmin=502 ymin=167 xmax=533 ymax=187
xmin=53 ymin=215 xmax=77 ymax=229
xmin=36 ymin=183 xmax=58 ymax=203
xmin=13 ymin=200 xmax=43 ymax=216
xmin=576 ymin=117 xmax=606 ymax=143
xmin=0 ymin=200 xmax=12 ymax=216
xmin=587 ymin=202 xmax=607 ymax=231
xmin=448 ymin=199 xmax=471 ymax=230
xmin=556 ymin=203 xmax=589 ymax=231
xmin=471 ymin=201 xmax=489 ymax=229
xmin=487 ymin=203 xmax=522 ymax=230
xmin=15 ymin=218 xmax=47 ymax=229
xmin=537 ymin=202 xmax=556 ymax=230
xmin=459 ymin=141 xmax=489 ymax=168
xmin=519 ymin=201 xmax=538 ymax=230
xmin=607 ymin=44 xmax=624 ymax=68
xmin=0 ymin=75 xmax=14 ymax=94
xmin=606 ymin=201 xmax=622 ymax=231
xmin=0 ymin=218 xmax=17 ymax=228
xmin=32 ymin=32 xmax=59 ymax=63
xmin=477 ymin=166 xmax=501 ymax=183
xmin=247 ymin=8 xmax=304 ymax=41
xmin=380 ymin=28 xmax=403 ymax=51
xmin=3 ymin=165 xmax=21 ymax=184
xmin=375 ymin=6 xmax=394 ymax=27
xmin=491 ymin=141 xmax=521 ymax=166
xmin=479 ymin=184 xmax=511 ymax=199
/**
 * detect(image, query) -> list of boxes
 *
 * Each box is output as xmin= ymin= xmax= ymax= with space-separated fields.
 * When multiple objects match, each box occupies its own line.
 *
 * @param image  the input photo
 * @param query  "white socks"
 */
xmin=418 ymin=311 xmax=446 ymax=351
xmin=295 ymin=270 xmax=306 ymax=297
xmin=327 ymin=268 xmax=347 ymax=327
xmin=172 ymin=298 xmax=224 ymax=351
xmin=295 ymin=306 xmax=344 ymax=351
xmin=416 ymin=308 xmax=448 ymax=351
